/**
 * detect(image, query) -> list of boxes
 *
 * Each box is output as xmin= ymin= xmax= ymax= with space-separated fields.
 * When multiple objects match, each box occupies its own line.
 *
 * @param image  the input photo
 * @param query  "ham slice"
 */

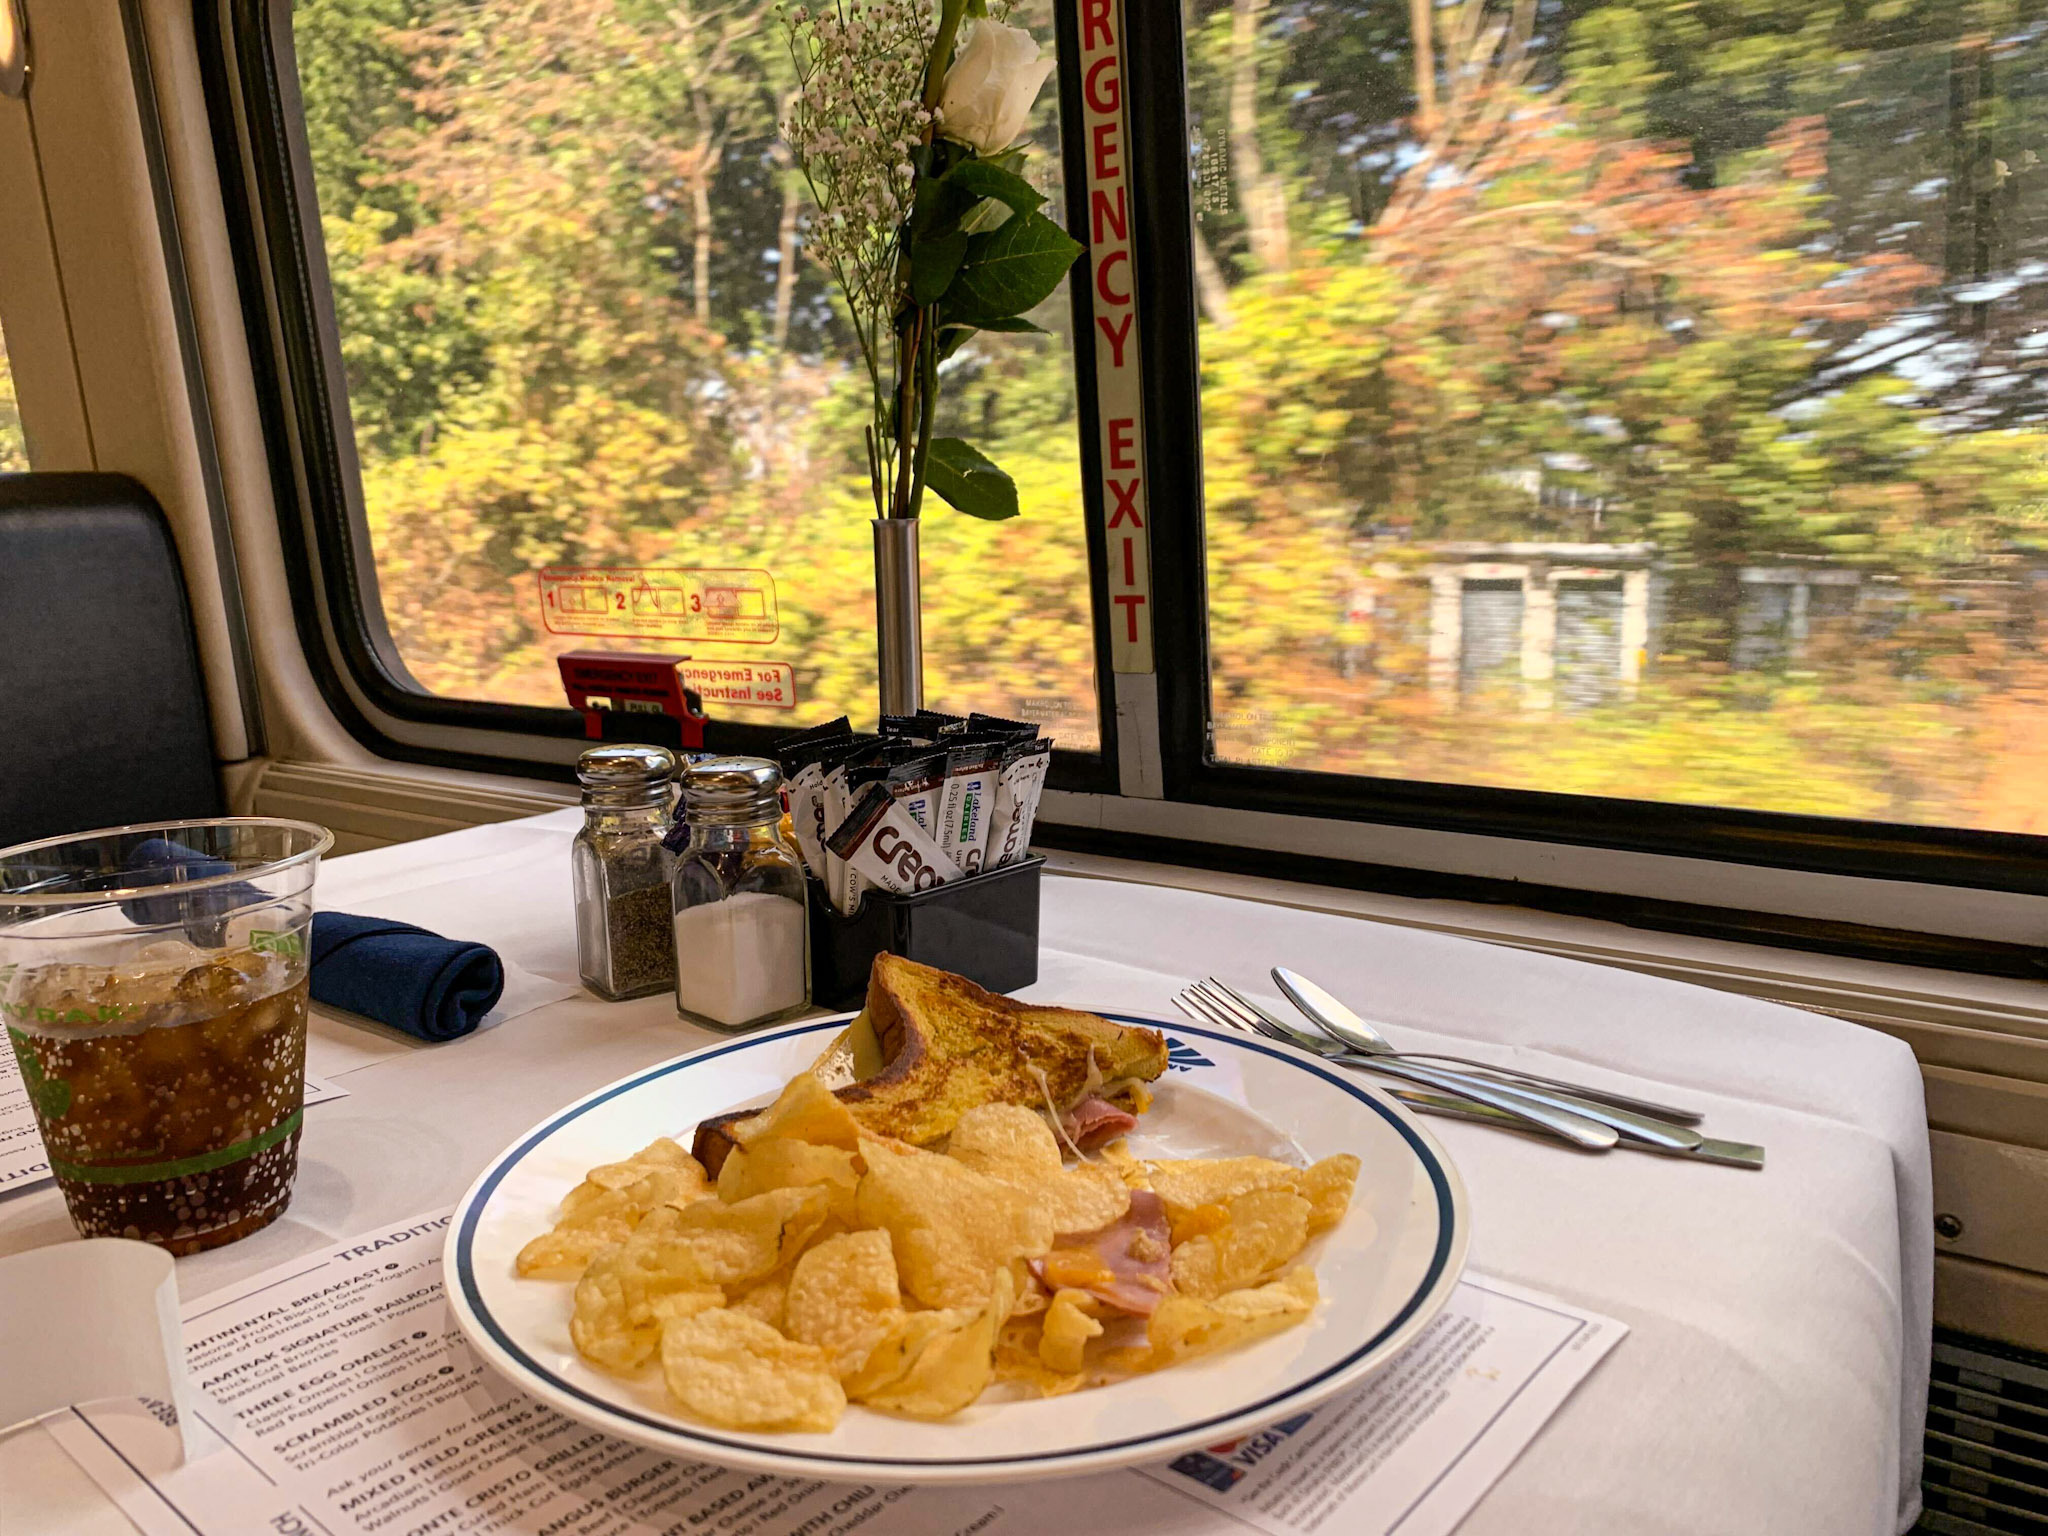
xmin=1029 ymin=1189 xmax=1174 ymax=1316
xmin=1061 ymin=1095 xmax=1138 ymax=1150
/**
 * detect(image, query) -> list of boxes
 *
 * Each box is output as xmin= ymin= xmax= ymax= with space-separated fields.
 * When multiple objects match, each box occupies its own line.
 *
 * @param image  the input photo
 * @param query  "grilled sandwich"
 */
xmin=691 ymin=953 xmax=1168 ymax=1174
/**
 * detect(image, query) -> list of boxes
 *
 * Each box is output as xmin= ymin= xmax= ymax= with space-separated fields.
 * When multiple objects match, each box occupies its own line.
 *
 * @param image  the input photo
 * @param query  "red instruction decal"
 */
xmin=538 ymin=567 xmax=778 ymax=644
xmin=678 ymin=661 xmax=798 ymax=710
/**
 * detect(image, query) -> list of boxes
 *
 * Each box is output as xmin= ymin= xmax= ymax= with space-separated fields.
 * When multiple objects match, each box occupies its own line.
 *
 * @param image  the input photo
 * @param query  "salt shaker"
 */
xmin=669 ymin=757 xmax=810 ymax=1031
xmin=571 ymin=743 xmax=677 ymax=1001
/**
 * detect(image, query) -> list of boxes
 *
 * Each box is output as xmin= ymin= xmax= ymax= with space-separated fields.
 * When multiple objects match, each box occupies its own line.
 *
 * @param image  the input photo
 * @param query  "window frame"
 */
xmin=1119 ymin=0 xmax=2048 ymax=903
xmin=197 ymin=0 xmax=2048 ymax=952
xmin=195 ymin=0 xmax=1123 ymax=786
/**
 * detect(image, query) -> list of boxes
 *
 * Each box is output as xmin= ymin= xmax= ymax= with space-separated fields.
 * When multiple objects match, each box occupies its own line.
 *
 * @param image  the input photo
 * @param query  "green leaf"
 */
xmin=907 ymin=170 xmax=978 ymax=243
xmin=910 ymin=230 xmax=971 ymax=305
xmin=941 ymin=160 xmax=1047 ymax=217
xmin=924 ymin=437 xmax=1020 ymax=520
xmin=943 ymin=212 xmax=1085 ymax=325
xmin=937 ymin=316 xmax=1047 ymax=362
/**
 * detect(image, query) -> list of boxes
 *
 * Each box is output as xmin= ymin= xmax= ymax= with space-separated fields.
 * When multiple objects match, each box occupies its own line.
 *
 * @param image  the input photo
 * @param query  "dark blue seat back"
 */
xmin=0 ymin=473 xmax=224 ymax=847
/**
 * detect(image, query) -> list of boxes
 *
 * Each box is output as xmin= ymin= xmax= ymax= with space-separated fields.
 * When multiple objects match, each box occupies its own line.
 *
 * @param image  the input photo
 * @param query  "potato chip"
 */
xmin=785 ymin=1230 xmax=908 ymax=1379
xmin=517 ymin=1224 xmax=629 ymax=1279
xmin=660 ymin=1308 xmax=846 ymax=1432
xmin=860 ymin=1268 xmax=1014 ymax=1419
xmin=1148 ymin=1267 xmax=1320 ymax=1364
xmin=524 ymin=1059 xmax=1361 ymax=1430
xmin=732 ymin=1072 xmax=863 ymax=1152
xmin=1299 ymin=1153 xmax=1361 ymax=1235
xmin=843 ymin=1309 xmax=966 ymax=1400
xmin=569 ymin=1266 xmax=660 ymax=1370
xmin=729 ymin=1274 xmax=789 ymax=1330
xmin=943 ymin=1104 xmax=1130 ymax=1238
xmin=1039 ymin=1288 xmax=1103 ymax=1375
xmin=1030 ymin=1164 xmax=1132 ymax=1237
xmin=649 ymin=1289 xmax=725 ymax=1326
xmin=568 ymin=1187 xmax=829 ymax=1370
xmin=946 ymin=1104 xmax=1063 ymax=1182
xmin=1170 ymin=1188 xmax=1313 ymax=1300
xmin=570 ymin=1254 xmax=721 ymax=1372
xmin=856 ymin=1137 xmax=1052 ymax=1309
xmin=1146 ymin=1156 xmax=1302 ymax=1227
xmin=719 ymin=1139 xmax=862 ymax=1227
xmin=585 ymin=1137 xmax=707 ymax=1193
xmin=996 ymin=1315 xmax=1085 ymax=1398
xmin=517 ymin=1162 xmax=704 ymax=1278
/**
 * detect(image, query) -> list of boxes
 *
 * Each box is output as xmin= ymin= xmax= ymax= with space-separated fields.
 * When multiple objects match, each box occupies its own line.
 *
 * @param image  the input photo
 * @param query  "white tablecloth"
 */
xmin=0 ymin=811 xmax=1931 ymax=1536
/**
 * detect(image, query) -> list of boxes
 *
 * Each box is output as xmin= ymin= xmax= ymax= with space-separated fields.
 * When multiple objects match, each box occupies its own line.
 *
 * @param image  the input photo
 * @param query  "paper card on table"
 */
xmin=492 ymin=960 xmax=583 ymax=1026
xmin=0 ymin=1239 xmax=199 ymax=1461
xmin=304 ymin=960 xmax=579 ymax=1073
xmin=1136 ymin=1273 xmax=1627 ymax=1536
xmin=48 ymin=1207 xmax=1625 ymax=1536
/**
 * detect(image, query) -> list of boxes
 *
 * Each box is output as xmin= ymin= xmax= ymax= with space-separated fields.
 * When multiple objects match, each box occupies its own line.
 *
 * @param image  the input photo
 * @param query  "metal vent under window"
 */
xmin=1917 ymin=1334 xmax=2048 ymax=1534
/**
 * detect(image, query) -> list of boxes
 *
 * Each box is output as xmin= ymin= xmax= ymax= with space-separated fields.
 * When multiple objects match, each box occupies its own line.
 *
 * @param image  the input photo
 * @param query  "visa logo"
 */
xmin=1220 ymin=1412 xmax=1314 ymax=1469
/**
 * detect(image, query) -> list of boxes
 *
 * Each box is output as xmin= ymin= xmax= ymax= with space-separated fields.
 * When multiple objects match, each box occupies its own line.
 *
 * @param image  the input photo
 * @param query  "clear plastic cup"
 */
xmin=0 ymin=818 xmax=334 ymax=1254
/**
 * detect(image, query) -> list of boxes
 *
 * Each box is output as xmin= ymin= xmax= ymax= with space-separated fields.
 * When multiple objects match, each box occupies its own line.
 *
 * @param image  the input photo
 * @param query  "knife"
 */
xmin=1272 ymin=966 xmax=1706 ymax=1131
xmin=1390 ymin=1086 xmax=1764 ymax=1170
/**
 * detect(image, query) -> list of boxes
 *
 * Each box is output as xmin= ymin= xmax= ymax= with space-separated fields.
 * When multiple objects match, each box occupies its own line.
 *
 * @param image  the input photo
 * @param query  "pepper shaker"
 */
xmin=669 ymin=757 xmax=810 ymax=1031
xmin=571 ymin=743 xmax=677 ymax=1001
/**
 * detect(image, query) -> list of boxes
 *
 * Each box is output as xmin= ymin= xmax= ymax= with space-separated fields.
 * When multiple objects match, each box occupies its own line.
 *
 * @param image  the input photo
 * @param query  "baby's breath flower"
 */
xmin=783 ymin=0 xmax=934 ymax=335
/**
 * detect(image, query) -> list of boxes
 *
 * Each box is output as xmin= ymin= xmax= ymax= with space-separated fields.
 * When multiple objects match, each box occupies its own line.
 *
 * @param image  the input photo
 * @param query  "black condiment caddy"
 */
xmin=807 ymin=856 xmax=1044 ymax=1010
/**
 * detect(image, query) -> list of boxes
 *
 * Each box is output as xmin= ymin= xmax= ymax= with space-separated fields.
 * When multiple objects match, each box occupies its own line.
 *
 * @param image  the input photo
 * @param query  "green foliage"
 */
xmin=923 ymin=437 xmax=1019 ymax=520
xmin=941 ymin=211 xmax=1085 ymax=323
xmin=301 ymin=0 xmax=1099 ymax=745
xmin=299 ymin=0 xmax=2048 ymax=829
xmin=940 ymin=159 xmax=1046 ymax=215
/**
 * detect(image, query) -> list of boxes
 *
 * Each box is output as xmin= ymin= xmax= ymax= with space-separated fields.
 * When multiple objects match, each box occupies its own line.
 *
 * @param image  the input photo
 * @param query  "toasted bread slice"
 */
xmin=691 ymin=954 xmax=1167 ymax=1174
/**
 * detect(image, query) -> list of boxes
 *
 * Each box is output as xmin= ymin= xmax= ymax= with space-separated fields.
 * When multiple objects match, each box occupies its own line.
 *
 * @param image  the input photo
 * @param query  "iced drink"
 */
xmin=0 ymin=817 xmax=332 ymax=1255
xmin=5 ymin=941 xmax=311 ymax=1254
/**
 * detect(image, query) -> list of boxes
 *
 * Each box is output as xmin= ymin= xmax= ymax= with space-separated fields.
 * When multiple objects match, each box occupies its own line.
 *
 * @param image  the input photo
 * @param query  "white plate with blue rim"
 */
xmin=445 ymin=1011 xmax=1469 ymax=1485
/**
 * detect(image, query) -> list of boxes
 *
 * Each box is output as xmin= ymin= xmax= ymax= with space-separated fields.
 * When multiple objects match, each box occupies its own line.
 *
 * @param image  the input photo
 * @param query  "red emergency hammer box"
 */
xmin=556 ymin=651 xmax=709 ymax=752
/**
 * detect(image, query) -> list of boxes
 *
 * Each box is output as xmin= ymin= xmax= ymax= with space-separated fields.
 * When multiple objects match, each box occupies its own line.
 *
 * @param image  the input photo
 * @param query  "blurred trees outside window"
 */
xmin=1193 ymin=0 xmax=2048 ymax=834
xmin=295 ymin=0 xmax=2048 ymax=834
xmin=293 ymin=0 xmax=1101 ymax=748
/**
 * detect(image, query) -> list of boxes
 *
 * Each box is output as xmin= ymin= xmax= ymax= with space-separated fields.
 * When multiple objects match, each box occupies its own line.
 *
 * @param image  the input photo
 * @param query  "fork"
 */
xmin=1172 ymin=980 xmax=1619 ymax=1152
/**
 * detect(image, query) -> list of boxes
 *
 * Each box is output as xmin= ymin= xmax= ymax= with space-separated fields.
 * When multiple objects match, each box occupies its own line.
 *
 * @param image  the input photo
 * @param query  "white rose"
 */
xmin=937 ymin=21 xmax=1054 ymax=158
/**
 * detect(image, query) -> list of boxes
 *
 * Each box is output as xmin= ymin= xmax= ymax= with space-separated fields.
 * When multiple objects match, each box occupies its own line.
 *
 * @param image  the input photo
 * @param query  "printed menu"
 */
xmin=46 ymin=1209 xmax=1623 ymax=1536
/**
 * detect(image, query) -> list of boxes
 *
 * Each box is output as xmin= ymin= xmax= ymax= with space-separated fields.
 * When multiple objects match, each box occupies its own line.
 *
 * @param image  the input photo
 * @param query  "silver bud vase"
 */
xmin=872 ymin=517 xmax=923 ymax=716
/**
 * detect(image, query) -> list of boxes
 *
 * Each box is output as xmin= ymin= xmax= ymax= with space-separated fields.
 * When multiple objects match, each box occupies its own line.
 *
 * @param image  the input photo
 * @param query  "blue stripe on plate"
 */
xmin=453 ymin=1014 xmax=1458 ymax=1467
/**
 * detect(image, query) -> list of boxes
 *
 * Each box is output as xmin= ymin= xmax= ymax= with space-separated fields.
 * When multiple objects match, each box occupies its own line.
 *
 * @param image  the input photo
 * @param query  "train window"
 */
xmin=287 ymin=0 xmax=1101 ymax=744
xmin=0 ymin=321 xmax=25 ymax=471
xmin=1184 ymin=0 xmax=2048 ymax=837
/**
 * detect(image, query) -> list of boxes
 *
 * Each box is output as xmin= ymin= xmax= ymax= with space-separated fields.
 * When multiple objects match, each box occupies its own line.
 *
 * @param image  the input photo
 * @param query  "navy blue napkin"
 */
xmin=121 ymin=837 xmax=267 ymax=929
xmin=309 ymin=912 xmax=505 ymax=1043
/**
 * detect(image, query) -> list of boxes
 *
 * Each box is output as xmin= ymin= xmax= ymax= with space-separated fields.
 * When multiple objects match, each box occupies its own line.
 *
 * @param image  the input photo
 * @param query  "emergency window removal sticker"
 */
xmin=537 ymin=567 xmax=779 ymax=644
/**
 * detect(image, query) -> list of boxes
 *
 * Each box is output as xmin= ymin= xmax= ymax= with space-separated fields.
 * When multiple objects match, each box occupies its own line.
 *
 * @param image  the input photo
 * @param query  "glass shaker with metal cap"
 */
xmin=571 ymin=743 xmax=677 ymax=1001
xmin=669 ymin=756 xmax=810 ymax=1031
